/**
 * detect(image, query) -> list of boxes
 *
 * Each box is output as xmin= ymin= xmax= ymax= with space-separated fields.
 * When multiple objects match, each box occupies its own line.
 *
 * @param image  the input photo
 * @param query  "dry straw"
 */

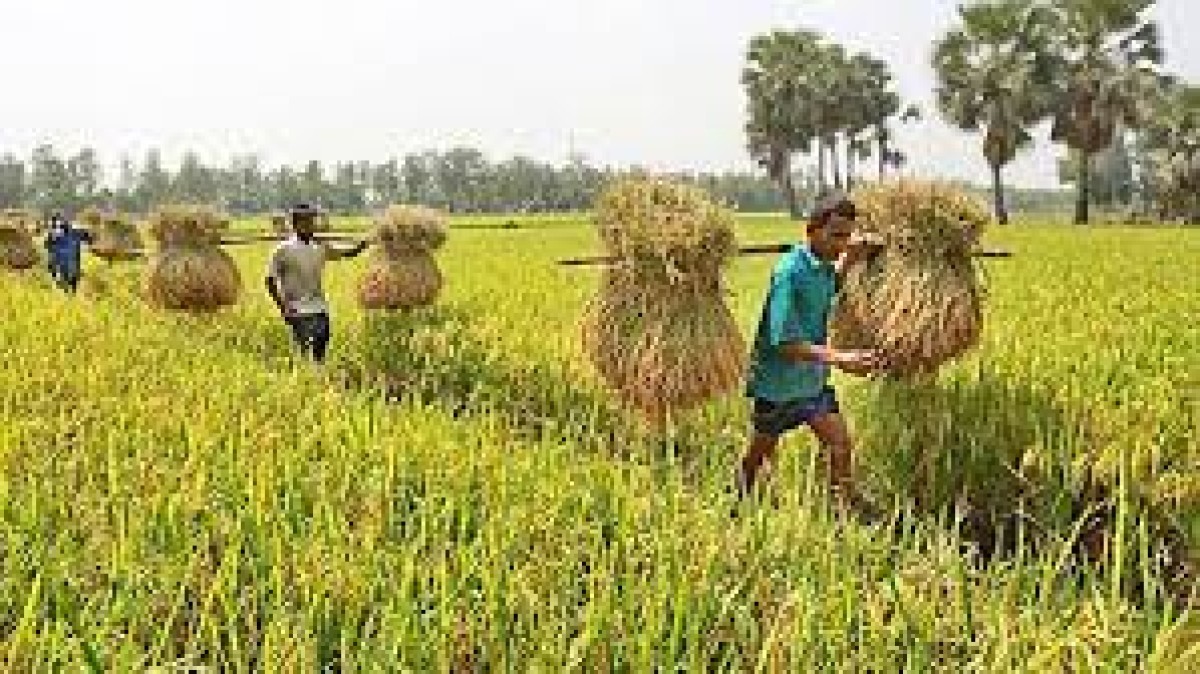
xmin=580 ymin=177 xmax=745 ymax=428
xmin=0 ymin=213 xmax=38 ymax=270
xmin=78 ymin=207 xmax=142 ymax=261
xmin=832 ymin=180 xmax=991 ymax=377
xmin=143 ymin=205 xmax=241 ymax=313
xmin=358 ymin=205 xmax=448 ymax=311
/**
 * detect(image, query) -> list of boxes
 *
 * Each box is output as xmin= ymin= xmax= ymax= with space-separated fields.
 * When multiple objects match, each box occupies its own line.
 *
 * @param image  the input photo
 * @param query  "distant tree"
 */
xmin=0 ymin=154 xmax=26 ymax=208
xmin=935 ymin=0 xmax=1055 ymax=224
xmin=1046 ymin=0 xmax=1166 ymax=224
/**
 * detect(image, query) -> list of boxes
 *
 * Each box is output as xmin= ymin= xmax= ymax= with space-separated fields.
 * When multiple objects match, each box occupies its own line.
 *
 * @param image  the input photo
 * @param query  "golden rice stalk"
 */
xmin=581 ymin=178 xmax=745 ymax=427
xmin=358 ymin=252 xmax=443 ymax=311
xmin=580 ymin=269 xmax=745 ymax=428
xmin=832 ymin=180 xmax=991 ymax=376
xmin=143 ymin=205 xmax=240 ymax=312
xmin=144 ymin=247 xmax=241 ymax=313
xmin=0 ymin=227 xmax=38 ymax=270
xmin=594 ymin=177 xmax=738 ymax=279
xmin=145 ymin=205 xmax=230 ymax=248
xmin=355 ymin=205 xmax=449 ymax=311
xmin=80 ymin=207 xmax=142 ymax=261
xmin=1 ymin=209 xmax=43 ymax=235
xmin=850 ymin=179 xmax=989 ymax=257
xmin=372 ymin=205 xmax=448 ymax=256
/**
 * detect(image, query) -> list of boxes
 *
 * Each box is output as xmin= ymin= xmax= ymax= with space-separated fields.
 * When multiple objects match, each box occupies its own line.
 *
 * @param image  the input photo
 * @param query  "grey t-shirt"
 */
xmin=266 ymin=238 xmax=332 ymax=315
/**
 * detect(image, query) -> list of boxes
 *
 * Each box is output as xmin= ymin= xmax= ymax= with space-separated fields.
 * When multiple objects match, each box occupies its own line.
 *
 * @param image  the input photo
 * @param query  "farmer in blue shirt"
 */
xmin=738 ymin=197 xmax=884 ymax=508
xmin=44 ymin=212 xmax=94 ymax=293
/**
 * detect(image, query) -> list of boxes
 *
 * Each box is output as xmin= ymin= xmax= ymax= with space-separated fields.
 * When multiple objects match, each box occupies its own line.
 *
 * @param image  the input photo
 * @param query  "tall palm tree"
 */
xmin=743 ymin=30 xmax=821 ymax=216
xmin=934 ymin=0 xmax=1055 ymax=224
xmin=1047 ymin=0 xmax=1165 ymax=224
xmin=841 ymin=53 xmax=886 ymax=190
xmin=1138 ymin=84 xmax=1200 ymax=221
xmin=872 ymin=105 xmax=922 ymax=180
xmin=808 ymin=42 xmax=851 ymax=194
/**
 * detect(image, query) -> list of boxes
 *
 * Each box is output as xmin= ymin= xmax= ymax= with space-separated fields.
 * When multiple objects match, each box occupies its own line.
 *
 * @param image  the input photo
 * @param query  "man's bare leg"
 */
xmin=738 ymin=433 xmax=781 ymax=495
xmin=806 ymin=412 xmax=856 ymax=500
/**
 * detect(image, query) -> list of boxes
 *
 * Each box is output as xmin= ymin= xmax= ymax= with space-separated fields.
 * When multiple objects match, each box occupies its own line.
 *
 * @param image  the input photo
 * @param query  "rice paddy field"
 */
xmin=0 ymin=214 xmax=1197 ymax=671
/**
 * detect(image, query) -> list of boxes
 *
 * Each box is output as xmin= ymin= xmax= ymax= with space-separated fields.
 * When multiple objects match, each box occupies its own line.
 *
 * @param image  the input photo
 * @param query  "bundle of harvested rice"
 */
xmin=269 ymin=211 xmax=289 ymax=234
xmin=0 ymin=215 xmax=38 ymax=270
xmin=832 ymin=180 xmax=991 ymax=377
xmin=143 ymin=205 xmax=240 ymax=313
xmin=78 ymin=207 xmax=142 ymax=261
xmin=358 ymin=205 xmax=448 ymax=311
xmin=2 ymin=209 xmax=43 ymax=235
xmin=580 ymin=177 xmax=745 ymax=427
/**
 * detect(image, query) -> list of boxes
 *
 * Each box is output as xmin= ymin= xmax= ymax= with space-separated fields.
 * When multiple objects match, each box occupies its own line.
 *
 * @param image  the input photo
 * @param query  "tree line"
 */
xmin=0 ymin=145 xmax=793 ymax=217
xmin=745 ymin=0 xmax=1199 ymax=224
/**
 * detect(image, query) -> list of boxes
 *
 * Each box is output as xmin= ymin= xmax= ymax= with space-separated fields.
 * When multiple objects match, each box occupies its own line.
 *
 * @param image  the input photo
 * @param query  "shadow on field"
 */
xmin=333 ymin=305 xmax=681 ymax=458
xmin=859 ymin=371 xmax=1195 ymax=606
xmin=201 ymin=299 xmax=737 ymax=469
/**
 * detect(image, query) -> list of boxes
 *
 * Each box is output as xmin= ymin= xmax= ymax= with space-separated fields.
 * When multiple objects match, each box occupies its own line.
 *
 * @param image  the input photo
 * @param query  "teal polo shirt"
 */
xmin=746 ymin=243 xmax=838 ymax=402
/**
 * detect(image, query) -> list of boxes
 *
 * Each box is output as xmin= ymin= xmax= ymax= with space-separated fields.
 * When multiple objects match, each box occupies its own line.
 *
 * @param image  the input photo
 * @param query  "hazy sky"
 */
xmin=3 ymin=0 xmax=1197 ymax=188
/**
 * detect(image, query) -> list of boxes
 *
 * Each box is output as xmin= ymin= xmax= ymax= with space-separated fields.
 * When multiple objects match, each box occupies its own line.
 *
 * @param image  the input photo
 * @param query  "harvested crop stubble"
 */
xmin=832 ymin=180 xmax=991 ymax=377
xmin=143 ymin=205 xmax=240 ymax=313
xmin=580 ymin=177 xmax=745 ymax=427
xmin=359 ymin=205 xmax=448 ymax=311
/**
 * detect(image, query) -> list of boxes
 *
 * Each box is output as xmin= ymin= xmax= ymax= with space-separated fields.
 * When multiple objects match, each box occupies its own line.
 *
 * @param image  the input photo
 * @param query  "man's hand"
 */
xmin=839 ymin=233 xmax=885 ymax=269
xmin=830 ymin=349 xmax=885 ymax=376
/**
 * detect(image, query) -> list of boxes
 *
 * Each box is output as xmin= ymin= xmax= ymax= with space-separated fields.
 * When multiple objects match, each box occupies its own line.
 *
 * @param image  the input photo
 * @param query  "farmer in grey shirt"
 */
xmin=265 ymin=203 xmax=370 ymax=362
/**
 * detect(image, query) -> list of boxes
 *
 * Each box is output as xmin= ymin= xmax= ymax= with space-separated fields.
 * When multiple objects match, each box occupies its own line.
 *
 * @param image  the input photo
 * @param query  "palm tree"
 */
xmin=934 ymin=0 xmax=1055 ymax=224
xmin=743 ymin=30 xmax=821 ymax=216
xmin=872 ymin=105 xmax=922 ymax=181
xmin=840 ymin=53 xmax=886 ymax=190
xmin=1138 ymin=84 xmax=1200 ymax=221
xmin=807 ymin=42 xmax=851 ymax=194
xmin=845 ymin=54 xmax=921 ymax=184
xmin=1047 ymin=0 xmax=1165 ymax=224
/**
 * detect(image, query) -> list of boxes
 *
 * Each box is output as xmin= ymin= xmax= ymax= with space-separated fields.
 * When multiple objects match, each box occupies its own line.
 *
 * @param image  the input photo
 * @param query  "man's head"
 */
xmin=289 ymin=202 xmax=321 ymax=239
xmin=806 ymin=196 xmax=857 ymax=262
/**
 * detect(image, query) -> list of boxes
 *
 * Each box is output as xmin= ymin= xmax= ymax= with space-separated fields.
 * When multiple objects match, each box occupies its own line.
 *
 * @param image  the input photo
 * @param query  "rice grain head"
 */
xmin=357 ymin=205 xmax=449 ymax=311
xmin=833 ymin=180 xmax=991 ymax=376
xmin=143 ymin=205 xmax=241 ymax=312
xmin=79 ymin=207 xmax=143 ymax=261
xmin=581 ymin=177 xmax=746 ymax=428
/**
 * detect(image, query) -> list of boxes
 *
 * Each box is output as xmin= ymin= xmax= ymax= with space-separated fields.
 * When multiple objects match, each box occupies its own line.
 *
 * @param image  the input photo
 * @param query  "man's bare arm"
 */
xmin=265 ymin=276 xmax=288 ymax=316
xmin=328 ymin=239 xmax=371 ymax=261
xmin=779 ymin=342 xmax=882 ymax=374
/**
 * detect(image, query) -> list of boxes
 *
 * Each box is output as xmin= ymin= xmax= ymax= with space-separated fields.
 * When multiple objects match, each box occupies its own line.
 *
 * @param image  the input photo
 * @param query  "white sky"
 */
xmin=2 ymin=0 xmax=1197 ymax=188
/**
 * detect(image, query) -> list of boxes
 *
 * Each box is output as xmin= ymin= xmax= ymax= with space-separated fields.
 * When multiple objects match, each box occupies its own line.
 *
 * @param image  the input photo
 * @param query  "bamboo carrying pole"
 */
xmin=103 ymin=232 xmax=363 ymax=260
xmin=555 ymin=243 xmax=1013 ymax=267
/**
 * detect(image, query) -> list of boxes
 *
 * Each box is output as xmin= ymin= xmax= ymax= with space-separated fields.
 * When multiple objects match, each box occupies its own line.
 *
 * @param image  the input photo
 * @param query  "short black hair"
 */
xmin=808 ymin=196 xmax=857 ymax=230
xmin=290 ymin=202 xmax=320 ymax=217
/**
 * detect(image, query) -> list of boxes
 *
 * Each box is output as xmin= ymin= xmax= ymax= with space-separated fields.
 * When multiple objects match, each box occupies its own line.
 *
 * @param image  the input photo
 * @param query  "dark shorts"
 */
xmin=286 ymin=313 xmax=331 ymax=362
xmin=752 ymin=386 xmax=840 ymax=436
xmin=48 ymin=262 xmax=80 ymax=292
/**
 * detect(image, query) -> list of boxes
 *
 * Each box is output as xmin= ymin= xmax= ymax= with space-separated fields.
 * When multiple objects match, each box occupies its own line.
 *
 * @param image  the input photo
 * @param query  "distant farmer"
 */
xmin=265 ymin=203 xmax=370 ymax=363
xmin=738 ymin=196 xmax=884 ymax=511
xmin=44 ymin=212 xmax=94 ymax=293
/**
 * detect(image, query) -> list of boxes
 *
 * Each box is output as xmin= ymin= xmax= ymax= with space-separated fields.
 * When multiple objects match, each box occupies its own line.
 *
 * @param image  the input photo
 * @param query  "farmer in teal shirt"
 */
xmin=739 ymin=197 xmax=883 ymax=509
